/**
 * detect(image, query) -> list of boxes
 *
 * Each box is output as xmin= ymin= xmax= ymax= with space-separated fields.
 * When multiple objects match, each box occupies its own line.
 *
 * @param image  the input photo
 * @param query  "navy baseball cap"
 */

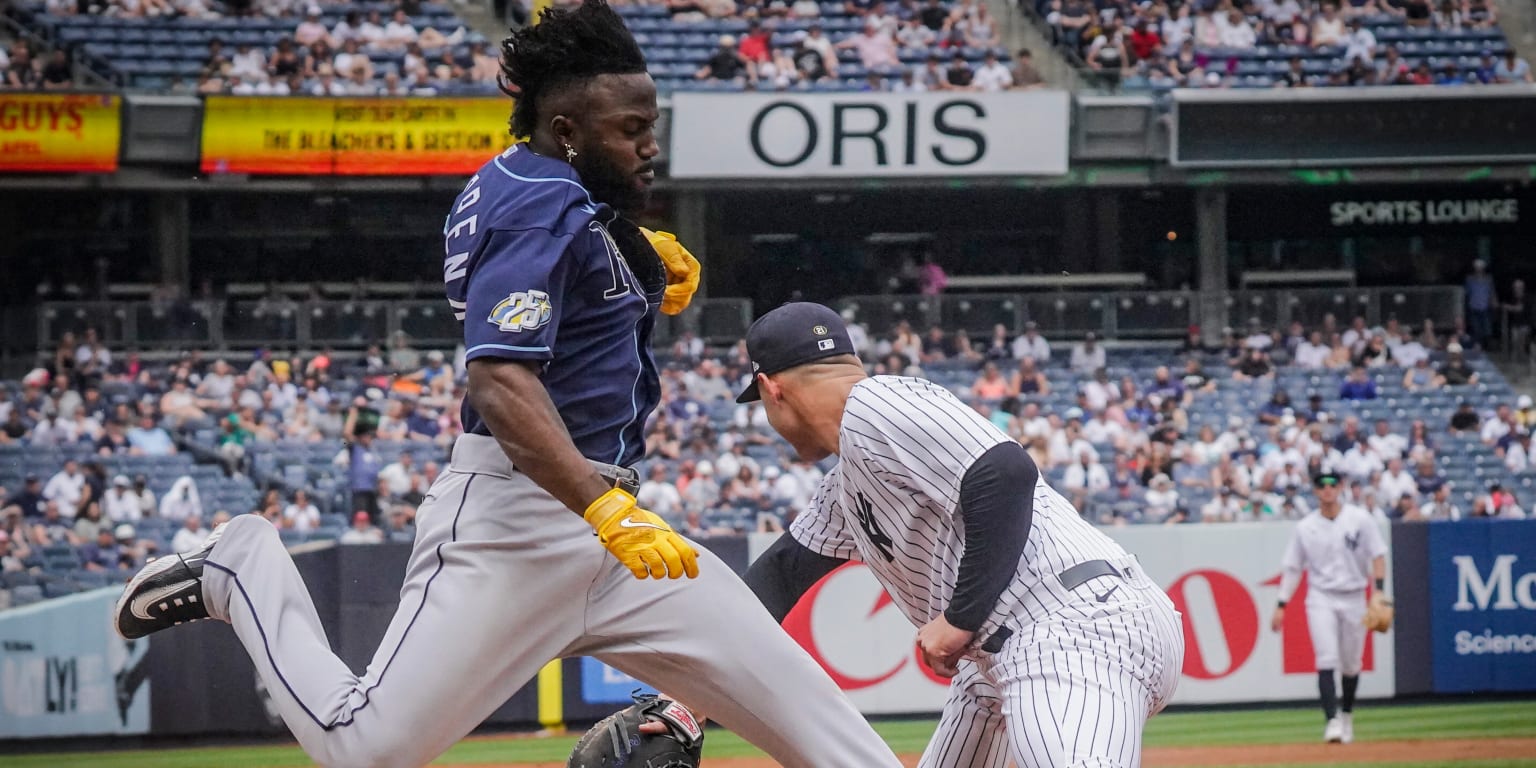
xmin=736 ymin=302 xmax=855 ymax=403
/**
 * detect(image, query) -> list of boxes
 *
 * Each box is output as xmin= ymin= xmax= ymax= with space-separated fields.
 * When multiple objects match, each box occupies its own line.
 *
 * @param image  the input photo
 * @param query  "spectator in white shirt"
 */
xmin=636 ymin=464 xmax=684 ymax=523
xmin=1201 ymin=486 xmax=1243 ymax=522
xmin=971 ymin=51 xmax=1013 ymax=91
xmin=294 ymin=7 xmax=331 ymax=47
xmin=159 ymin=476 xmax=203 ymax=522
xmin=1144 ymin=474 xmax=1181 ymax=518
xmin=1216 ymin=8 xmax=1256 ymax=48
xmin=1294 ymin=330 xmax=1329 ymax=368
xmin=378 ymin=451 xmax=418 ymax=498
xmin=283 ymin=490 xmax=321 ymax=532
xmin=1504 ymin=431 xmax=1532 ymax=474
xmin=332 ymin=11 xmax=366 ymax=45
xmin=1081 ymin=410 xmax=1125 ymax=447
xmin=333 ymin=38 xmax=372 ymax=81
xmin=1342 ymin=18 xmax=1376 ymax=63
xmin=1367 ymin=420 xmax=1406 ymax=460
xmin=1312 ymin=2 xmax=1346 ymax=47
xmin=1011 ymin=321 xmax=1051 ymax=361
xmin=1070 ymin=332 xmax=1106 ymax=375
xmin=171 ymin=514 xmax=211 ymax=553
xmin=1061 ymin=449 xmax=1110 ymax=506
xmin=1481 ymin=404 xmax=1513 ymax=446
xmin=311 ymin=67 xmax=344 ymax=95
xmin=1417 ymin=484 xmax=1461 ymax=521
xmin=382 ymin=9 xmax=420 ymax=50
xmin=358 ymin=10 xmax=386 ymax=46
xmin=103 ymin=475 xmax=142 ymax=524
xmin=1378 ymin=457 xmax=1418 ymax=502
xmin=229 ymin=42 xmax=267 ymax=80
xmin=1080 ymin=368 xmax=1119 ymax=412
xmin=43 ymin=460 xmax=86 ymax=519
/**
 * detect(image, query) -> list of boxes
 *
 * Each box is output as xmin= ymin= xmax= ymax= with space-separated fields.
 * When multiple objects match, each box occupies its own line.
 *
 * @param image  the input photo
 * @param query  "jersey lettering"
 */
xmin=592 ymin=221 xmax=634 ymax=301
xmin=853 ymin=491 xmax=896 ymax=562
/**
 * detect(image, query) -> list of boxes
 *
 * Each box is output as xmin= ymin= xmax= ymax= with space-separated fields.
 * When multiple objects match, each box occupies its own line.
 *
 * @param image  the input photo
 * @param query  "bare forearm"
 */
xmin=1372 ymin=556 xmax=1386 ymax=585
xmin=467 ymin=359 xmax=612 ymax=515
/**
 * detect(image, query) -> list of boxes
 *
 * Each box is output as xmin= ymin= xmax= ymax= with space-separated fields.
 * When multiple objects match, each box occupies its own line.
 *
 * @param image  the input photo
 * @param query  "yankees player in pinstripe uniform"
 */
xmin=111 ymin=7 xmax=901 ymax=767
xmin=739 ymin=303 xmax=1184 ymax=768
xmin=1271 ymin=471 xmax=1389 ymax=745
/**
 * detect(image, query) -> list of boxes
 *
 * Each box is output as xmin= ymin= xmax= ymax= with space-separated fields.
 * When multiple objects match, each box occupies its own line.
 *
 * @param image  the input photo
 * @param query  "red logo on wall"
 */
xmin=1168 ymin=569 xmax=1374 ymax=680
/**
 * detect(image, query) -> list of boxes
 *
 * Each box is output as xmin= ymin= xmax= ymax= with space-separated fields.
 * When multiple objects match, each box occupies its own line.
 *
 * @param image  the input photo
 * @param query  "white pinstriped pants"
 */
xmin=917 ymin=558 xmax=1184 ymax=768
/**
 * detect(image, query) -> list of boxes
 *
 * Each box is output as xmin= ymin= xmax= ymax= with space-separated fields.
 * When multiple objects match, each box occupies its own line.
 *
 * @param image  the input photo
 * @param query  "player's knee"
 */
xmin=225 ymin=511 xmax=277 ymax=537
xmin=324 ymin=738 xmax=431 ymax=768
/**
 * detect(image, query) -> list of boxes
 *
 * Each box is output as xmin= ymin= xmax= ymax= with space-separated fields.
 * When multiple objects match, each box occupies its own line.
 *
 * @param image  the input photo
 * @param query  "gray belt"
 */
xmin=1057 ymin=559 xmax=1123 ymax=591
xmin=601 ymin=464 xmax=640 ymax=496
xmin=980 ymin=559 xmax=1124 ymax=653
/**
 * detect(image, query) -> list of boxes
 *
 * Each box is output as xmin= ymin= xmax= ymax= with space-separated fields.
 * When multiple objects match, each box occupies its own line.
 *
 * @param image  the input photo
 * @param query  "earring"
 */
xmin=563 ymin=143 xmax=577 ymax=162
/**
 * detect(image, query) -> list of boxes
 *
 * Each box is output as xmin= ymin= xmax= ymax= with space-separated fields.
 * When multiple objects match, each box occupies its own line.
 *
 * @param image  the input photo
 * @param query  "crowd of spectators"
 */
xmin=186 ymin=7 xmax=492 ymax=96
xmin=4 ymin=286 xmax=1533 ymax=609
xmin=2 ymin=40 xmax=76 ymax=88
xmin=0 ymin=329 xmax=465 ymax=595
xmin=687 ymin=0 xmax=1047 ymax=89
xmin=1035 ymin=0 xmax=1530 ymax=88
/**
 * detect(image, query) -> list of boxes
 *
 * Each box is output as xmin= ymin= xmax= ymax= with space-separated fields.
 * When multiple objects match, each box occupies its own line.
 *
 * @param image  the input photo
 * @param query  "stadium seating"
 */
xmin=9 ymin=1 xmax=491 ymax=91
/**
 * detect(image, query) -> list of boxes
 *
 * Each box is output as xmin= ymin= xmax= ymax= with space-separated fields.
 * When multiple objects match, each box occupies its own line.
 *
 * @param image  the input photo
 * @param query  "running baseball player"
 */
xmin=1271 ymin=471 xmax=1390 ymax=745
xmin=738 ymin=302 xmax=1184 ymax=768
xmin=112 ymin=6 xmax=902 ymax=767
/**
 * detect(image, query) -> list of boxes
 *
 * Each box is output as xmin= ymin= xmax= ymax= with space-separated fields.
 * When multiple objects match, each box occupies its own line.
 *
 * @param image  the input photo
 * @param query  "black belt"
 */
xmin=979 ymin=559 xmax=1124 ymax=653
xmin=598 ymin=464 xmax=640 ymax=496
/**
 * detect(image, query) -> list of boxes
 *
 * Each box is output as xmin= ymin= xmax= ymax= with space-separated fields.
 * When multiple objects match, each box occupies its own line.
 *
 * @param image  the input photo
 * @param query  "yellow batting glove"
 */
xmin=584 ymin=488 xmax=700 ymax=580
xmin=640 ymin=227 xmax=700 ymax=316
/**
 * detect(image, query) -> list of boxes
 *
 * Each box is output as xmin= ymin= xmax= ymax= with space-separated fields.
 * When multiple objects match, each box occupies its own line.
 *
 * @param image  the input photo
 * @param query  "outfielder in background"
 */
xmin=1271 ymin=471 xmax=1392 ymax=745
xmin=737 ymin=302 xmax=1185 ymax=768
xmin=112 ymin=5 xmax=902 ymax=767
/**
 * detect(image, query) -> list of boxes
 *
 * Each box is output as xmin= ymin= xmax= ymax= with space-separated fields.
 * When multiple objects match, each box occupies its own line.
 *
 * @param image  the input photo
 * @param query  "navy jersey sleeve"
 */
xmin=460 ymin=227 xmax=578 ymax=364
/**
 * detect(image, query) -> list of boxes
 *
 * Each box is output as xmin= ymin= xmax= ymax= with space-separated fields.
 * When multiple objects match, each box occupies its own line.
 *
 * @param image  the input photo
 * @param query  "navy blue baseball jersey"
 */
xmin=444 ymin=144 xmax=663 ymax=467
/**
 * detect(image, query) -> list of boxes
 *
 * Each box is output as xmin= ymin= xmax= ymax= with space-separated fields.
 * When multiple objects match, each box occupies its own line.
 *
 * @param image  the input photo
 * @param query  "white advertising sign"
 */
xmin=668 ymin=91 xmax=1070 ymax=178
xmin=773 ymin=522 xmax=1395 ymax=714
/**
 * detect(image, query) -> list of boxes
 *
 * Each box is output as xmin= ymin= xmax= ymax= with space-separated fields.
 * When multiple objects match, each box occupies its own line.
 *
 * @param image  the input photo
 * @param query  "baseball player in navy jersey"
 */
xmin=739 ymin=302 xmax=1185 ymax=768
xmin=111 ymin=6 xmax=901 ymax=767
xmin=1271 ymin=472 xmax=1389 ymax=745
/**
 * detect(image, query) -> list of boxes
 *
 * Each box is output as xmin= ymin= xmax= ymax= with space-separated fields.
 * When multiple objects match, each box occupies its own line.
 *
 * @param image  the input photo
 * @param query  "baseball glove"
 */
xmin=568 ymin=693 xmax=704 ymax=768
xmin=1365 ymin=591 xmax=1394 ymax=633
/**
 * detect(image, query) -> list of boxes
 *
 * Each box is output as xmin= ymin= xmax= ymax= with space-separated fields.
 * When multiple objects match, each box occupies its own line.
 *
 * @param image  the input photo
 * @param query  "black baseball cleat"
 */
xmin=114 ymin=522 xmax=227 ymax=640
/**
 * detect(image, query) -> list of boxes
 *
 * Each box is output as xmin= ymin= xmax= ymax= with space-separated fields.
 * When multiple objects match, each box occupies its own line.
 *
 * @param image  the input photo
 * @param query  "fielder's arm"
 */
xmin=1271 ymin=532 xmax=1306 ymax=632
xmin=917 ymin=441 xmax=1038 ymax=677
xmin=742 ymin=534 xmax=848 ymax=622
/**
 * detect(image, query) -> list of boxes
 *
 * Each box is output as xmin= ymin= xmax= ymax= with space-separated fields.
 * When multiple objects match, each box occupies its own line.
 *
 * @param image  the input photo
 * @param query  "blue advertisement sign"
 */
xmin=0 ymin=587 xmax=150 ymax=737
xmin=1427 ymin=520 xmax=1536 ymax=693
xmin=578 ymin=657 xmax=657 ymax=705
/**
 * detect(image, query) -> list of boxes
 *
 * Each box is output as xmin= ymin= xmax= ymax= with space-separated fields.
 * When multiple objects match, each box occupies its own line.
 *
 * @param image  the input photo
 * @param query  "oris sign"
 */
xmin=668 ymin=92 xmax=1070 ymax=179
xmin=773 ymin=522 xmax=1394 ymax=714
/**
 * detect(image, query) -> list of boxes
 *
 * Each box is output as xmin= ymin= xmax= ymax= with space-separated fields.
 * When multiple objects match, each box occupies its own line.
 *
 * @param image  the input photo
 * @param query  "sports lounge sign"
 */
xmin=669 ymin=91 xmax=1069 ymax=178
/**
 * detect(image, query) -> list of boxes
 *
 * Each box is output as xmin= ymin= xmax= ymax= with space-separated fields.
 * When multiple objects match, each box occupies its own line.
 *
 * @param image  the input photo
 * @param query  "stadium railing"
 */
xmin=837 ymin=284 xmax=1463 ymax=338
xmin=37 ymin=296 xmax=755 ymax=351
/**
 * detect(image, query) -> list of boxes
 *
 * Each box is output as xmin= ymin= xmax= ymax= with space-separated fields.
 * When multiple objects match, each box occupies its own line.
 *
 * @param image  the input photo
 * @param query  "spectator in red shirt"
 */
xmin=739 ymin=19 xmax=772 ymax=64
xmin=1128 ymin=18 xmax=1161 ymax=62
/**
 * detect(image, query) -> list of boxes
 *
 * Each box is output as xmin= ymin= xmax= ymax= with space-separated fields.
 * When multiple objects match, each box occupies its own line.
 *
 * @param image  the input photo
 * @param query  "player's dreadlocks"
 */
xmin=499 ymin=0 xmax=647 ymax=138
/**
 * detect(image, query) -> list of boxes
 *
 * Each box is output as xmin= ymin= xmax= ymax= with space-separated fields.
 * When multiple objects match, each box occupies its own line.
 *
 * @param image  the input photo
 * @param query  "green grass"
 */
xmin=6 ymin=701 xmax=1534 ymax=768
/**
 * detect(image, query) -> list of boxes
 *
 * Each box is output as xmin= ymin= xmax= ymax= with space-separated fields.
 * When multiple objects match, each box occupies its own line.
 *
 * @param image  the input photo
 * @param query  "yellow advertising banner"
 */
xmin=0 ymin=93 xmax=121 ymax=173
xmin=200 ymin=96 xmax=518 ymax=176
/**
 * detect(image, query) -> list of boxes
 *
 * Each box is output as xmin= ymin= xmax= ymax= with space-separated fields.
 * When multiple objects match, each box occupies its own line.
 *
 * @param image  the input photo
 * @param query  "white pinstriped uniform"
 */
xmin=792 ymin=376 xmax=1184 ymax=768
xmin=1279 ymin=504 xmax=1388 ymax=676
